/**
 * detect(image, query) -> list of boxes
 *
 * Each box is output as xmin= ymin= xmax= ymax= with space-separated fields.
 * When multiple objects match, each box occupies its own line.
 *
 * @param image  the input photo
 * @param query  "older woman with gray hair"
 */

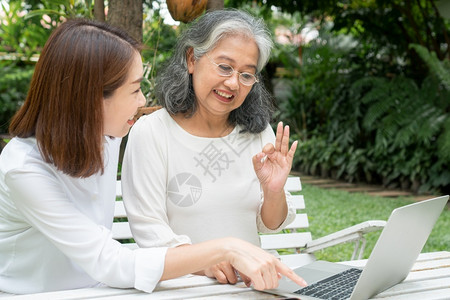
xmin=122 ymin=9 xmax=298 ymax=285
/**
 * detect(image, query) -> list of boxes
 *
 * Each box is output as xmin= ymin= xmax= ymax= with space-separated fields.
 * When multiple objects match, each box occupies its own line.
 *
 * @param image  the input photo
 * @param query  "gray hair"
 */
xmin=155 ymin=9 xmax=275 ymax=133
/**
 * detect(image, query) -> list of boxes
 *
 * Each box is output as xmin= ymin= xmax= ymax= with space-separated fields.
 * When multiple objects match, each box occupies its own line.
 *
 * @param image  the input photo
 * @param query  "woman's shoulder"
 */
xmin=0 ymin=137 xmax=45 ymax=174
xmin=2 ymin=137 xmax=39 ymax=159
xmin=259 ymin=123 xmax=275 ymax=141
xmin=135 ymin=107 xmax=169 ymax=125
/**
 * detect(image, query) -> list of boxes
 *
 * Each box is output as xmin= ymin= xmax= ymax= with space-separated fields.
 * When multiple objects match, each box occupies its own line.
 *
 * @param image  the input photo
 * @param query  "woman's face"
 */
xmin=187 ymin=34 xmax=259 ymax=120
xmin=103 ymin=52 xmax=146 ymax=137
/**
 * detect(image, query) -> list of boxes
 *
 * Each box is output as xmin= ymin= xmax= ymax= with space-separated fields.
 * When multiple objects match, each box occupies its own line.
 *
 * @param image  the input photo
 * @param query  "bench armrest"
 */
xmin=304 ymin=220 xmax=386 ymax=260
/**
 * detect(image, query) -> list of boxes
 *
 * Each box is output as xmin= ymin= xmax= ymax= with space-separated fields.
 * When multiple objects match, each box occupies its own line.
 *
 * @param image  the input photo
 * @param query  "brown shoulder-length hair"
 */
xmin=9 ymin=18 xmax=142 ymax=178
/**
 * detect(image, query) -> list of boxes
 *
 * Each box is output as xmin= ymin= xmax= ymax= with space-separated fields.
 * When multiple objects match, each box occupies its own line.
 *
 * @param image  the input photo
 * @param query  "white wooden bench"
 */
xmin=114 ymin=176 xmax=386 ymax=268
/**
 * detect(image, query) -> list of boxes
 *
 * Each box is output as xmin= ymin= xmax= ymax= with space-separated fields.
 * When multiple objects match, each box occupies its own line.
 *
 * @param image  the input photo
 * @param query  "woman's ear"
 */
xmin=186 ymin=47 xmax=195 ymax=74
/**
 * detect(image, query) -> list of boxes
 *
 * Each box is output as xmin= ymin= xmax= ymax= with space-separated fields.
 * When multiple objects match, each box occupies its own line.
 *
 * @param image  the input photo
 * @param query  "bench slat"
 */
xmin=112 ymin=222 xmax=132 ymax=240
xmin=284 ymin=213 xmax=309 ymax=230
xmin=116 ymin=180 xmax=122 ymax=197
xmin=291 ymin=195 xmax=305 ymax=210
xmin=260 ymin=232 xmax=312 ymax=250
xmin=114 ymin=201 xmax=127 ymax=218
xmin=112 ymin=212 xmax=310 ymax=242
xmin=285 ymin=176 xmax=302 ymax=192
xmin=122 ymin=243 xmax=139 ymax=250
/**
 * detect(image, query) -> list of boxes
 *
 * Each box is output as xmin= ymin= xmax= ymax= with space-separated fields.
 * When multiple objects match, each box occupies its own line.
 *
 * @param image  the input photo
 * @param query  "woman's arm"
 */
xmin=162 ymin=237 xmax=307 ymax=291
xmin=254 ymin=122 xmax=298 ymax=230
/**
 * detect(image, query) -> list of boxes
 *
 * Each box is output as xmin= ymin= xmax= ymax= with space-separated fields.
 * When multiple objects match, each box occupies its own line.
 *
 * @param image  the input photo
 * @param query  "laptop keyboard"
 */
xmin=294 ymin=268 xmax=362 ymax=300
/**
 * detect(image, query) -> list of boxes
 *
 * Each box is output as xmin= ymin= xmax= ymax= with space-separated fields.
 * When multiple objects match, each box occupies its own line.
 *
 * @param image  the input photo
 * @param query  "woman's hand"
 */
xmin=252 ymin=122 xmax=298 ymax=229
xmin=163 ymin=237 xmax=307 ymax=291
xmin=253 ymin=122 xmax=298 ymax=193
xmin=224 ymin=238 xmax=307 ymax=290
xmin=203 ymin=262 xmax=252 ymax=286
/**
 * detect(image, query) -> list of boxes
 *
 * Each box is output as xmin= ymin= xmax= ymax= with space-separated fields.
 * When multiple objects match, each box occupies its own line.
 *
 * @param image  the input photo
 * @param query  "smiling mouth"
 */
xmin=214 ymin=89 xmax=234 ymax=100
xmin=128 ymin=112 xmax=138 ymax=125
xmin=127 ymin=116 xmax=135 ymax=126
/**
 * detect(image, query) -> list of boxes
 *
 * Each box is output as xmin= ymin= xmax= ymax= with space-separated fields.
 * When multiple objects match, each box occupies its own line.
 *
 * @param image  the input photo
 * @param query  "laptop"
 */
xmin=264 ymin=195 xmax=448 ymax=300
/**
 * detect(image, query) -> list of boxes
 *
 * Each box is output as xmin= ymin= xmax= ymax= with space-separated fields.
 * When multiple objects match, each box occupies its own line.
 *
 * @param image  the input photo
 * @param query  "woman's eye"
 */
xmin=241 ymin=73 xmax=254 ymax=80
xmin=218 ymin=64 xmax=233 ymax=73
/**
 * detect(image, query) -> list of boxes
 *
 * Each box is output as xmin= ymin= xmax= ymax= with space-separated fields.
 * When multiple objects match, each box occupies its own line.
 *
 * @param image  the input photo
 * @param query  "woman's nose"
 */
xmin=139 ymin=92 xmax=146 ymax=107
xmin=224 ymin=73 xmax=240 ymax=90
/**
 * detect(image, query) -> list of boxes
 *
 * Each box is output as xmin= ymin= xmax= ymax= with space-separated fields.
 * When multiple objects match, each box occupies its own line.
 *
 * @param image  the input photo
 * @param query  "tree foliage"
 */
xmin=231 ymin=0 xmax=449 ymax=75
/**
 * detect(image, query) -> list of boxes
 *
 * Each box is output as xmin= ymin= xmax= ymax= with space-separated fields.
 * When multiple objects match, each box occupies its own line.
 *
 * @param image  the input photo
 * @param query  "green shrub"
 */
xmin=0 ymin=1 xmax=51 ymax=57
xmin=0 ymin=62 xmax=34 ymax=133
xmin=277 ymin=28 xmax=450 ymax=194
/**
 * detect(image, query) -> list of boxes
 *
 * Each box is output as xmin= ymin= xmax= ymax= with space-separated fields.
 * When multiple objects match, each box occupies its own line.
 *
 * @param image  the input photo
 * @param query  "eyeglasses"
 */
xmin=205 ymin=54 xmax=259 ymax=86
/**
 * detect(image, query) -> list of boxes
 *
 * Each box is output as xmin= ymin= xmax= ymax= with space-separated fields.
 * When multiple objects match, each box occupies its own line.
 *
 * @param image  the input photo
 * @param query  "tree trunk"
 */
xmin=107 ymin=0 xmax=143 ymax=42
xmin=93 ymin=0 xmax=105 ymax=22
xmin=206 ymin=0 xmax=224 ymax=11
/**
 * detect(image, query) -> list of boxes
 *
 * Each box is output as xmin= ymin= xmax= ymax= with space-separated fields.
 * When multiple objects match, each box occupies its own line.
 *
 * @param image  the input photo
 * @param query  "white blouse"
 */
xmin=122 ymin=108 xmax=295 ymax=248
xmin=0 ymin=137 xmax=167 ymax=294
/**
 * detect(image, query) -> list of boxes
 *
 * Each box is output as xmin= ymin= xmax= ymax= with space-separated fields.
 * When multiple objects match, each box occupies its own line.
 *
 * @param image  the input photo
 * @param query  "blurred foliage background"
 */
xmin=1 ymin=0 xmax=449 ymax=195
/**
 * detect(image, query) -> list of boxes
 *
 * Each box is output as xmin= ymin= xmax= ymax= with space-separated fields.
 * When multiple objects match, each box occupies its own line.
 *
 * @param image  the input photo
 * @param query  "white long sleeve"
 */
xmin=0 ymin=137 xmax=167 ymax=294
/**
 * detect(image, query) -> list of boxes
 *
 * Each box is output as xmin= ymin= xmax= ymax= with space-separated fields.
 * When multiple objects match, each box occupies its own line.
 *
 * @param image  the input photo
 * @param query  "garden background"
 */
xmin=1 ymin=0 xmax=449 ymax=260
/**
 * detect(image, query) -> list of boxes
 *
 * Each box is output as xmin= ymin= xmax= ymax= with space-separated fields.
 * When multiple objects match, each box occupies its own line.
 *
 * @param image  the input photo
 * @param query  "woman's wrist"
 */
xmin=262 ymin=188 xmax=286 ymax=204
xmin=260 ymin=191 xmax=288 ymax=229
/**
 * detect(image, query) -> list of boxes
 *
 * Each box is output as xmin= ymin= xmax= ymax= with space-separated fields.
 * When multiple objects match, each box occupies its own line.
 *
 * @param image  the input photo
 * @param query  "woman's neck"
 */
xmin=172 ymin=112 xmax=234 ymax=138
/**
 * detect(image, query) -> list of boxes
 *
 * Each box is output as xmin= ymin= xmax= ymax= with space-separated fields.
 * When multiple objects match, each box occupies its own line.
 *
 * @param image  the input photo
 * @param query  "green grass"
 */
xmin=297 ymin=184 xmax=450 ymax=262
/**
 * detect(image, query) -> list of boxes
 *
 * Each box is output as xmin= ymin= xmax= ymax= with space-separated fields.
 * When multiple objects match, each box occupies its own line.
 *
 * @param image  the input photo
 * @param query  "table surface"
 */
xmin=2 ymin=251 xmax=450 ymax=300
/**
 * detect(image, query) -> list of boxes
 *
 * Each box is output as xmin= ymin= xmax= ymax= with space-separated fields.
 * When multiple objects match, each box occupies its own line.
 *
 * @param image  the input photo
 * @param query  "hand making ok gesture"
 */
xmin=252 ymin=122 xmax=298 ymax=230
xmin=253 ymin=121 xmax=298 ymax=193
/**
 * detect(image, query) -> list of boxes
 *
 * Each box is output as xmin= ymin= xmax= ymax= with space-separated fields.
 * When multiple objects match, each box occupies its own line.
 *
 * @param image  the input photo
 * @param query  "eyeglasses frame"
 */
xmin=204 ymin=53 xmax=259 ymax=86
